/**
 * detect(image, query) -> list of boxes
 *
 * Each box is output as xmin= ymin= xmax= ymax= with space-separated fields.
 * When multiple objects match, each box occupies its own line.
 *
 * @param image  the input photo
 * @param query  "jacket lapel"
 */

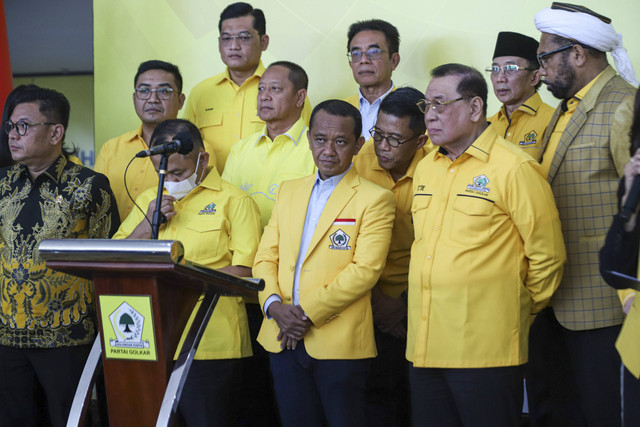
xmin=289 ymin=175 xmax=316 ymax=252
xmin=542 ymin=66 xmax=617 ymax=183
xmin=303 ymin=168 xmax=358 ymax=263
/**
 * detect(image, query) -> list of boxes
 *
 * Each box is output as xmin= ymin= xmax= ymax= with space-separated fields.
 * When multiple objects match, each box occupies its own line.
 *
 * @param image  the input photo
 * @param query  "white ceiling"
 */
xmin=4 ymin=0 xmax=93 ymax=75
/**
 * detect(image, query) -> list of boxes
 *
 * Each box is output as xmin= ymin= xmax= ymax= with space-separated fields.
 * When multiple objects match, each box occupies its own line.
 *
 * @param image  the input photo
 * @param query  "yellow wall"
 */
xmin=14 ymin=75 xmax=95 ymax=166
xmin=94 ymin=0 xmax=640 ymax=153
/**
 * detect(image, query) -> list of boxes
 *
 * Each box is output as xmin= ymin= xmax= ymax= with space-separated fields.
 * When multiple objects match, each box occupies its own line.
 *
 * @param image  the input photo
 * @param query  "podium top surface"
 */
xmin=39 ymin=239 xmax=184 ymax=263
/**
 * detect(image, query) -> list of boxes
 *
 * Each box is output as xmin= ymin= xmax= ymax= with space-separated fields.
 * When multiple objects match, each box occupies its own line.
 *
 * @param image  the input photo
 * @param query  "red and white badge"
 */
xmin=333 ymin=218 xmax=356 ymax=226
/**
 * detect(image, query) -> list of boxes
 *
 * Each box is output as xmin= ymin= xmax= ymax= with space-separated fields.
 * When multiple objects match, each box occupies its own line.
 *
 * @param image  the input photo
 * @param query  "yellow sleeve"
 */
xmin=220 ymin=142 xmax=239 ymax=185
xmin=94 ymin=142 xmax=111 ymax=174
xmin=509 ymin=161 xmax=567 ymax=314
xmin=610 ymin=95 xmax=634 ymax=177
xmin=618 ymin=289 xmax=636 ymax=306
xmin=228 ymin=195 xmax=262 ymax=268
xmin=255 ymin=185 xmax=283 ymax=311
xmin=304 ymin=188 xmax=396 ymax=326
xmin=112 ymin=190 xmax=153 ymax=239
xmin=183 ymin=85 xmax=197 ymax=123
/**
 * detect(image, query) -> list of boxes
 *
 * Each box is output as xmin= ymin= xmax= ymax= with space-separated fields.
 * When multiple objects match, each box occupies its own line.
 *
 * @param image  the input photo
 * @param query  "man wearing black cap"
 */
xmin=487 ymin=32 xmax=554 ymax=159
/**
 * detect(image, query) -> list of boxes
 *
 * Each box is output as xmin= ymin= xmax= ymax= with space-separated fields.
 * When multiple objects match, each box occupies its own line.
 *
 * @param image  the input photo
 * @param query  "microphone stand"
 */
xmin=151 ymin=154 xmax=169 ymax=240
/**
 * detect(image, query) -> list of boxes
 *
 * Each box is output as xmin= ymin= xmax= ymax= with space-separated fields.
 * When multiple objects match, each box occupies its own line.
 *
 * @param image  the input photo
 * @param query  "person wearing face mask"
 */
xmin=113 ymin=119 xmax=262 ymax=426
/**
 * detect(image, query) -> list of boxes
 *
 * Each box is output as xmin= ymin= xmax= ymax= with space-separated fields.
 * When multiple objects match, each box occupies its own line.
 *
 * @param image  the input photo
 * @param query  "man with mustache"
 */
xmin=529 ymin=3 xmax=638 ymax=425
xmin=487 ymin=31 xmax=554 ymax=160
xmin=95 ymin=60 xmax=186 ymax=221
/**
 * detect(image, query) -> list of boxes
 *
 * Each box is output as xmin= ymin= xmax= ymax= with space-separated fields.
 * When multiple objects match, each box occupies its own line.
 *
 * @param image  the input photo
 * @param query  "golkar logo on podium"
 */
xmin=99 ymin=295 xmax=158 ymax=361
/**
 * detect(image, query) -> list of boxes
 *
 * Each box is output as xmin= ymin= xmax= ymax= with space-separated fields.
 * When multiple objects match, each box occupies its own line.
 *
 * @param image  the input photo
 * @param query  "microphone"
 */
xmin=620 ymin=175 xmax=640 ymax=221
xmin=136 ymin=132 xmax=194 ymax=158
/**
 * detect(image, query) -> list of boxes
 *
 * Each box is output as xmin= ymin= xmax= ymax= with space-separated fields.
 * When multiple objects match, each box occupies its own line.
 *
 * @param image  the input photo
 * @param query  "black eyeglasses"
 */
xmin=134 ymin=87 xmax=175 ymax=101
xmin=537 ymin=43 xmax=577 ymax=68
xmin=347 ymin=48 xmax=386 ymax=63
xmin=4 ymin=120 xmax=57 ymax=136
xmin=370 ymin=127 xmax=418 ymax=147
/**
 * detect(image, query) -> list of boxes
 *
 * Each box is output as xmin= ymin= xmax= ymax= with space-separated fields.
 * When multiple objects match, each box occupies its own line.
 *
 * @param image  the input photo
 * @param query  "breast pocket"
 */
xmin=184 ymin=217 xmax=225 ymax=263
xmin=196 ymin=110 xmax=223 ymax=130
xmin=411 ymin=194 xmax=432 ymax=237
xmin=449 ymin=195 xmax=493 ymax=246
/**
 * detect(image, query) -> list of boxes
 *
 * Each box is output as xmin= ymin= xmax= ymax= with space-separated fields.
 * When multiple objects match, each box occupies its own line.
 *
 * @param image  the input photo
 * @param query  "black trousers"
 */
xmin=365 ymin=326 xmax=410 ymax=427
xmin=409 ymin=364 xmax=523 ymax=427
xmin=237 ymin=302 xmax=280 ymax=427
xmin=178 ymin=358 xmax=243 ymax=427
xmin=270 ymin=341 xmax=371 ymax=427
xmin=0 ymin=343 xmax=92 ymax=427
xmin=527 ymin=307 xmax=622 ymax=427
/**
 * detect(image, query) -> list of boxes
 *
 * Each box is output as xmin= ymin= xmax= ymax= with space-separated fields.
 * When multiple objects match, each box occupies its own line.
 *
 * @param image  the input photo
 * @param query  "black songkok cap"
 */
xmin=492 ymin=31 xmax=539 ymax=64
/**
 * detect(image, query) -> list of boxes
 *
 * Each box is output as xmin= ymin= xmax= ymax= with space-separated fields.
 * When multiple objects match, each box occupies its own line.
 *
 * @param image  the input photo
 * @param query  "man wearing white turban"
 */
xmin=530 ymin=2 xmax=637 ymax=426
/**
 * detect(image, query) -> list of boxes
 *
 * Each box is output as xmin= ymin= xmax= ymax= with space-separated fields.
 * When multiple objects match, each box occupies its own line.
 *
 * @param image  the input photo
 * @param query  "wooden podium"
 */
xmin=38 ymin=239 xmax=264 ymax=427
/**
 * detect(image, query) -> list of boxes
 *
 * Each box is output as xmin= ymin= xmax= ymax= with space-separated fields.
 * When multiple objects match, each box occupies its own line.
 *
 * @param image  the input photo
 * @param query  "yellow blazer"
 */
xmin=255 ymin=168 xmax=395 ymax=359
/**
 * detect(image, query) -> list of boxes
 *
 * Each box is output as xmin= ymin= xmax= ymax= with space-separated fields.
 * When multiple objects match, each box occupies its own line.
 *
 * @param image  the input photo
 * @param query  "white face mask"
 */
xmin=163 ymin=153 xmax=202 ymax=200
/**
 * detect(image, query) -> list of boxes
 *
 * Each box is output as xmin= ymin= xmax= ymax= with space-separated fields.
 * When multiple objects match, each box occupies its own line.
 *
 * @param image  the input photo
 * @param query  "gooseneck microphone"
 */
xmin=136 ymin=132 xmax=194 ymax=157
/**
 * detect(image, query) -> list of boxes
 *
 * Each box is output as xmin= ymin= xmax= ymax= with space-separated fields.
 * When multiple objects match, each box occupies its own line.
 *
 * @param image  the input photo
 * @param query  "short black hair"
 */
xmin=219 ymin=2 xmax=266 ymax=36
xmin=150 ymin=119 xmax=204 ymax=157
xmin=379 ymin=87 xmax=426 ymax=136
xmin=347 ymin=19 xmax=400 ymax=55
xmin=267 ymin=61 xmax=308 ymax=91
xmin=630 ymin=89 xmax=640 ymax=156
xmin=134 ymin=60 xmax=183 ymax=93
xmin=1 ymin=84 xmax=76 ymax=159
xmin=309 ymin=100 xmax=362 ymax=140
xmin=431 ymin=63 xmax=488 ymax=117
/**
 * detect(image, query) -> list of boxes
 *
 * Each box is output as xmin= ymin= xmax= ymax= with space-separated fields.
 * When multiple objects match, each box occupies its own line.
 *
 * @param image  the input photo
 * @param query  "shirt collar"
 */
xmin=358 ymin=82 xmax=395 ymax=107
xmin=434 ymin=125 xmax=495 ymax=164
xmin=314 ymin=164 xmax=352 ymax=187
xmin=561 ymin=68 xmax=605 ymax=112
xmin=369 ymin=143 xmax=427 ymax=181
xmin=496 ymin=92 xmax=544 ymax=121
xmin=17 ymin=154 xmax=69 ymax=183
xmin=255 ymin=116 xmax=307 ymax=147
xmin=198 ymin=166 xmax=221 ymax=191
xmin=217 ymin=61 xmax=266 ymax=87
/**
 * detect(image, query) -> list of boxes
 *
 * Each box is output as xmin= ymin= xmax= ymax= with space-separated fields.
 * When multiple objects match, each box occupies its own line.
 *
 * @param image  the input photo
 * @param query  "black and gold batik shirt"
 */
xmin=0 ymin=155 xmax=120 ymax=348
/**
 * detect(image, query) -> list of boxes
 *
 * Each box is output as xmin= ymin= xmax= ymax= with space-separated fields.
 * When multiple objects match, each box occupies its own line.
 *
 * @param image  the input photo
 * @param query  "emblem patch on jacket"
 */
xmin=199 ymin=203 xmax=217 ymax=215
xmin=329 ymin=229 xmax=351 ymax=250
xmin=520 ymin=130 xmax=537 ymax=146
xmin=466 ymin=175 xmax=490 ymax=194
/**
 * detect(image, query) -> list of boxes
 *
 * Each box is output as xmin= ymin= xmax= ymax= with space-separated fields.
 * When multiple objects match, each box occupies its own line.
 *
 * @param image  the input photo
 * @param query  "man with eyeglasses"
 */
xmin=345 ymin=19 xmax=400 ymax=139
xmin=184 ymin=2 xmax=311 ymax=174
xmin=526 ymin=3 xmax=638 ymax=425
xmin=0 ymin=85 xmax=120 ymax=426
xmin=94 ymin=60 xmax=186 ymax=221
xmin=407 ymin=63 xmax=565 ymax=426
xmin=487 ymin=31 xmax=554 ymax=159
xmin=353 ymin=87 xmax=429 ymax=427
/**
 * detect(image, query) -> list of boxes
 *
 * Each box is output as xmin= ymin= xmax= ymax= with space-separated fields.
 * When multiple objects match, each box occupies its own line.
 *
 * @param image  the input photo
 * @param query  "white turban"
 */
xmin=535 ymin=7 xmax=638 ymax=87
